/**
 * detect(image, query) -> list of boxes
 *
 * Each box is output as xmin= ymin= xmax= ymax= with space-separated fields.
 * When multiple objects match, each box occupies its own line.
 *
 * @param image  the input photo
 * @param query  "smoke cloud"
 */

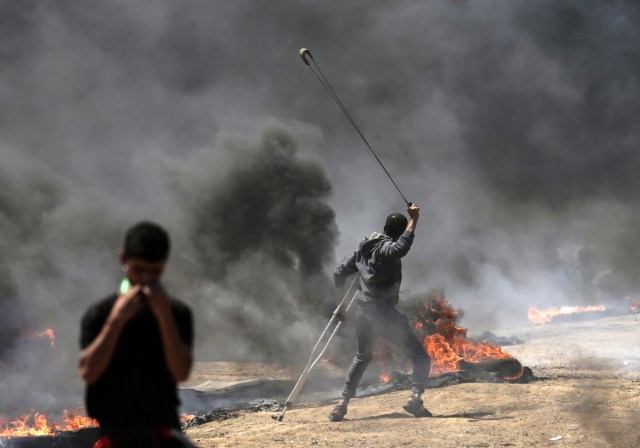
xmin=1 ymin=0 xmax=640 ymax=411
xmin=166 ymin=124 xmax=337 ymax=360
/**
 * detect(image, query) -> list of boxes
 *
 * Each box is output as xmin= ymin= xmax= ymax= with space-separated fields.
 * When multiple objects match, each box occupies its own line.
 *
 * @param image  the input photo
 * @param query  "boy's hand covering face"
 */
xmin=142 ymin=283 xmax=172 ymax=321
xmin=116 ymin=257 xmax=168 ymax=322
xmin=113 ymin=284 xmax=146 ymax=322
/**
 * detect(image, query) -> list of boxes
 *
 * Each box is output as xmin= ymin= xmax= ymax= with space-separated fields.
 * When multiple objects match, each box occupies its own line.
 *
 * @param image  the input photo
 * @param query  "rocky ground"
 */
xmin=182 ymin=314 xmax=640 ymax=448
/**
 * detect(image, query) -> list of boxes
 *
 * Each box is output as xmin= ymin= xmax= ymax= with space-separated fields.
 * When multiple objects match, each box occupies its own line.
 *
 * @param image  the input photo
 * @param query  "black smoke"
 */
xmin=167 ymin=125 xmax=337 ymax=360
xmin=0 ymin=156 xmax=65 ymax=359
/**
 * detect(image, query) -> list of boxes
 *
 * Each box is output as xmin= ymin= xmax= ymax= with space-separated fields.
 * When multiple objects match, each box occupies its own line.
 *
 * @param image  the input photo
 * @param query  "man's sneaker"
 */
xmin=402 ymin=396 xmax=433 ymax=418
xmin=328 ymin=404 xmax=348 ymax=422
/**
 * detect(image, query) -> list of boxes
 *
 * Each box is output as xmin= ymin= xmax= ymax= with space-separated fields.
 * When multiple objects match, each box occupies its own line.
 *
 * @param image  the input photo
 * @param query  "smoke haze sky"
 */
xmin=1 ymin=0 xmax=640 ymax=381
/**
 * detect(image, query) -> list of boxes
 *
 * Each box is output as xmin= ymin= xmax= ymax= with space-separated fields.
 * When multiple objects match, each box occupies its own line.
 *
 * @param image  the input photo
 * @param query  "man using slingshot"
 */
xmin=330 ymin=203 xmax=431 ymax=421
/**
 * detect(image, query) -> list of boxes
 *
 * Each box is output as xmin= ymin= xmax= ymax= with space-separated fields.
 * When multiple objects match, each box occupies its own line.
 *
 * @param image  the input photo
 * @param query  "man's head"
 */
xmin=119 ymin=221 xmax=170 ymax=286
xmin=383 ymin=213 xmax=408 ymax=241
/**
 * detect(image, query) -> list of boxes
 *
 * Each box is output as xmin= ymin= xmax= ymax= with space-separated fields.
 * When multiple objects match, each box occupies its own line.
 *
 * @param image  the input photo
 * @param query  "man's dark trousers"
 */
xmin=342 ymin=302 xmax=431 ymax=398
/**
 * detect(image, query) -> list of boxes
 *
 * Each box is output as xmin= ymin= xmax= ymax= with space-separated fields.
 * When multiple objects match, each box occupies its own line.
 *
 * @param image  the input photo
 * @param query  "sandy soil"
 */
xmin=182 ymin=314 xmax=640 ymax=447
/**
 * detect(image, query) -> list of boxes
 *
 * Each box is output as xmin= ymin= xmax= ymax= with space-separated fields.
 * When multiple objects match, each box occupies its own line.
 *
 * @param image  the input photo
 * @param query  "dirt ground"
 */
xmin=182 ymin=314 xmax=640 ymax=448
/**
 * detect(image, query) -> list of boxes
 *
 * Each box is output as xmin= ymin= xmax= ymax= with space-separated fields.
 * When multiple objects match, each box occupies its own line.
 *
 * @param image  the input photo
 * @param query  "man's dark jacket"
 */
xmin=334 ymin=230 xmax=414 ymax=306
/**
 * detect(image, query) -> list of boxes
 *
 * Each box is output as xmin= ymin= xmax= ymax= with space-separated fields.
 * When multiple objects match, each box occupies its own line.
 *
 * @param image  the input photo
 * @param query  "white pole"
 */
xmin=274 ymin=274 xmax=360 ymax=422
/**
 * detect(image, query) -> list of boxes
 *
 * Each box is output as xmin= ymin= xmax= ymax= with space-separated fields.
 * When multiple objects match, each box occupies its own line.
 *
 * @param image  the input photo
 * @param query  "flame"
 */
xmin=625 ymin=297 xmax=640 ymax=312
xmin=375 ymin=339 xmax=400 ymax=381
xmin=424 ymin=333 xmax=462 ymax=376
xmin=417 ymin=297 xmax=516 ymax=376
xmin=179 ymin=414 xmax=196 ymax=428
xmin=528 ymin=305 xmax=607 ymax=325
xmin=35 ymin=329 xmax=56 ymax=349
xmin=376 ymin=293 xmax=521 ymax=381
xmin=19 ymin=328 xmax=57 ymax=350
xmin=62 ymin=411 xmax=97 ymax=431
xmin=0 ymin=410 xmax=199 ymax=437
xmin=0 ymin=409 xmax=97 ymax=437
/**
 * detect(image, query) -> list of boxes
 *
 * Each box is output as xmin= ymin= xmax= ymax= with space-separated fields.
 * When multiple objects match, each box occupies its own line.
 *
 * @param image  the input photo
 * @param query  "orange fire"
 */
xmin=625 ymin=297 xmax=640 ymax=312
xmin=416 ymin=296 xmax=516 ymax=376
xmin=35 ymin=329 xmax=56 ymax=349
xmin=423 ymin=333 xmax=462 ymax=376
xmin=19 ymin=328 xmax=57 ymax=350
xmin=375 ymin=339 xmax=400 ymax=382
xmin=179 ymin=414 xmax=196 ymax=428
xmin=0 ymin=409 xmax=97 ymax=437
xmin=528 ymin=305 xmax=607 ymax=325
xmin=0 ymin=410 xmax=200 ymax=437
xmin=376 ymin=293 xmax=521 ymax=380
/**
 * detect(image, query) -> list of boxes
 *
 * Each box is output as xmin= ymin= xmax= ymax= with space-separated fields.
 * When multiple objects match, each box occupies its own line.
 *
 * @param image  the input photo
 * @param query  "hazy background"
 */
xmin=1 ymin=0 xmax=639 ymax=411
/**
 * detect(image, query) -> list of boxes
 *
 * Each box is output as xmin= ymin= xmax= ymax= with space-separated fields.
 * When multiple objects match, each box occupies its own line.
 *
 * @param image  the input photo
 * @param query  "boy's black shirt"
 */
xmin=80 ymin=293 xmax=193 ymax=429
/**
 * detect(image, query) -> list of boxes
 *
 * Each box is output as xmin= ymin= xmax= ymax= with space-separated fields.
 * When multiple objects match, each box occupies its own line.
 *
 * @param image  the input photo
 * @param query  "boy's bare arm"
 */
xmin=79 ymin=285 xmax=145 ymax=384
xmin=145 ymin=285 xmax=193 ymax=382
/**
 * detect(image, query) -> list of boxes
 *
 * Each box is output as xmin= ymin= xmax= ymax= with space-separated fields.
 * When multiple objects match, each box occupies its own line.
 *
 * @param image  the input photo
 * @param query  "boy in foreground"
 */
xmin=79 ymin=221 xmax=195 ymax=447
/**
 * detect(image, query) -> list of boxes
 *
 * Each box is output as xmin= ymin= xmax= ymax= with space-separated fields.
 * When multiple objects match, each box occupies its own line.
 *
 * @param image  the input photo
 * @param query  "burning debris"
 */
xmin=0 ymin=428 xmax=101 ymax=448
xmin=0 ymin=328 xmax=98 ymax=445
xmin=528 ymin=305 xmax=609 ymax=325
xmin=528 ymin=298 xmax=640 ymax=325
xmin=0 ymin=410 xmax=99 ymax=448
xmin=0 ymin=410 xmax=97 ymax=438
xmin=0 ymin=410 xmax=209 ymax=446
xmin=376 ymin=291 xmax=531 ymax=384
xmin=625 ymin=297 xmax=640 ymax=312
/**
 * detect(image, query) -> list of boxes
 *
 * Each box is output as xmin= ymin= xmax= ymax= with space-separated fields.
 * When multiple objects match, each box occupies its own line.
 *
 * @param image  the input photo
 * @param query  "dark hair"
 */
xmin=384 ymin=213 xmax=408 ymax=239
xmin=123 ymin=221 xmax=170 ymax=262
